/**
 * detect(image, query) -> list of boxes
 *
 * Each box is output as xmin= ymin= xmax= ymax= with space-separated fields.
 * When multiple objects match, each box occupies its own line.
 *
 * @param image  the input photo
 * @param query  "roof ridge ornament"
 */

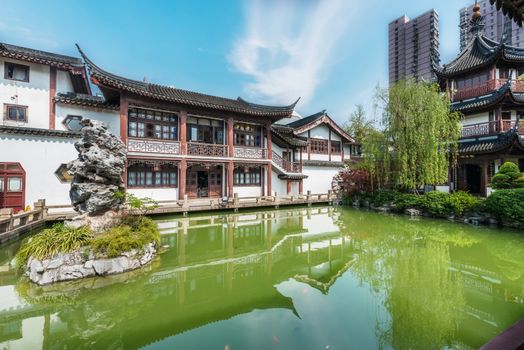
xmin=470 ymin=0 xmax=486 ymax=36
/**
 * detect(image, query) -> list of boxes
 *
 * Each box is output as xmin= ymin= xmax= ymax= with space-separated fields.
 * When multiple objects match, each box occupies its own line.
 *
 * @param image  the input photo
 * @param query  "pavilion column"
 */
xmin=266 ymin=123 xmax=272 ymax=160
xmin=481 ymin=161 xmax=489 ymax=197
xmin=180 ymin=110 xmax=187 ymax=154
xmin=328 ymin=129 xmax=332 ymax=162
xmin=299 ymin=179 xmax=303 ymax=194
xmin=267 ymin=163 xmax=272 ymax=196
xmin=119 ymin=94 xmax=128 ymax=144
xmin=179 ymin=159 xmax=187 ymax=200
xmin=227 ymin=117 xmax=234 ymax=157
xmin=307 ymin=130 xmax=311 ymax=160
xmin=287 ymin=180 xmax=291 ymax=195
xmin=49 ymin=67 xmax=57 ymax=130
xmin=228 ymin=161 xmax=234 ymax=197
xmin=341 ymin=142 xmax=345 ymax=162
xmin=299 ymin=147 xmax=303 ymax=172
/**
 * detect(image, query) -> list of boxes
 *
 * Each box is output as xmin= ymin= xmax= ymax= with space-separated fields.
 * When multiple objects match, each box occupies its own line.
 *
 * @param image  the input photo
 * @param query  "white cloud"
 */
xmin=229 ymin=0 xmax=358 ymax=106
xmin=0 ymin=19 xmax=58 ymax=49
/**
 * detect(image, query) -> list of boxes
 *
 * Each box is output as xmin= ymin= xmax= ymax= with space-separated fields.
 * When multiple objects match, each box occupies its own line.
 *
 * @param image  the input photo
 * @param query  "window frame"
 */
xmin=4 ymin=62 xmax=30 ymax=83
xmin=128 ymin=107 xmax=178 ymax=141
xmin=3 ymin=104 xmax=28 ymax=123
xmin=233 ymin=123 xmax=261 ymax=147
xmin=127 ymin=163 xmax=178 ymax=189
xmin=310 ymin=138 xmax=329 ymax=154
xmin=233 ymin=167 xmax=262 ymax=186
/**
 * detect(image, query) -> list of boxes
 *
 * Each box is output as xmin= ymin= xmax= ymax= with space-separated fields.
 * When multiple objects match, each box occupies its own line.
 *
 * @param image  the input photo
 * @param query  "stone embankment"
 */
xmin=26 ymin=243 xmax=156 ymax=286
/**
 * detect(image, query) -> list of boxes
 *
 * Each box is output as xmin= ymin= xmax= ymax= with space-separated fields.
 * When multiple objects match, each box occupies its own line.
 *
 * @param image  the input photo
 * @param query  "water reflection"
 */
xmin=0 ymin=207 xmax=523 ymax=349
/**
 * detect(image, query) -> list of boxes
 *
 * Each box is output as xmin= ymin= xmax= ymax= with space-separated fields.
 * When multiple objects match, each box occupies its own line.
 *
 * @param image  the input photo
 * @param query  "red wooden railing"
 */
xmin=272 ymin=151 xmax=302 ymax=173
xmin=187 ymin=142 xmax=228 ymax=157
xmin=453 ymin=79 xmax=524 ymax=101
xmin=460 ymin=120 xmax=521 ymax=138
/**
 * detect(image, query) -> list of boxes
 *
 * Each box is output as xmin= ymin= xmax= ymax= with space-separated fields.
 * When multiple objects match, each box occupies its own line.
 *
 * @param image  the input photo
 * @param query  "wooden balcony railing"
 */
xmin=233 ymin=146 xmax=267 ymax=159
xmin=128 ymin=138 xmax=181 ymax=155
xmin=453 ymin=79 xmax=524 ymax=101
xmin=187 ymin=142 xmax=228 ymax=157
xmin=272 ymin=151 xmax=302 ymax=173
xmin=460 ymin=120 xmax=522 ymax=138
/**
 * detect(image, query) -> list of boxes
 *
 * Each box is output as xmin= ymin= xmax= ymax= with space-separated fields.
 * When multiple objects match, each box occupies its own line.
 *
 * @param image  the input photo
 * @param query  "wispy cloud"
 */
xmin=229 ymin=0 xmax=358 ymax=106
xmin=0 ymin=19 xmax=58 ymax=49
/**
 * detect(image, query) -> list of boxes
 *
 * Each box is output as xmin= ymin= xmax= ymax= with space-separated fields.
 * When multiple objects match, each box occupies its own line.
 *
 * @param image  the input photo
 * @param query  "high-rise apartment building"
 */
xmin=388 ymin=9 xmax=440 ymax=86
xmin=460 ymin=0 xmax=524 ymax=51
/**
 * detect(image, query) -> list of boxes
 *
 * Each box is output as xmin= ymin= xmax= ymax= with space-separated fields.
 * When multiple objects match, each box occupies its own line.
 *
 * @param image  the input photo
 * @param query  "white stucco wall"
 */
xmin=233 ymin=186 xmax=262 ymax=197
xmin=55 ymin=104 xmax=120 ymax=135
xmin=128 ymin=188 xmax=178 ymax=202
xmin=462 ymin=112 xmax=489 ymax=126
xmin=0 ymin=57 xmax=50 ymax=129
xmin=271 ymin=171 xmax=287 ymax=196
xmin=302 ymin=166 xmax=339 ymax=194
xmin=344 ymin=145 xmax=351 ymax=160
xmin=298 ymin=124 xmax=331 ymax=140
xmin=0 ymin=134 xmax=77 ymax=206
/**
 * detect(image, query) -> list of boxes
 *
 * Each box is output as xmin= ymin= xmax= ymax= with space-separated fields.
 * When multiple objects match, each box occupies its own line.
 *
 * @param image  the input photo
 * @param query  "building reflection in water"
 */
xmin=0 ymin=207 xmax=523 ymax=349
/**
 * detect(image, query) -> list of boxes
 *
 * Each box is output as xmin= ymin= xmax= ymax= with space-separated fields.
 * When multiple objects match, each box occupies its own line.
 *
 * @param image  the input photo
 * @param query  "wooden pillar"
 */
xmin=228 ymin=160 xmax=234 ymax=197
xmin=299 ymin=179 xmax=303 ymax=194
xmin=299 ymin=147 xmax=303 ymax=172
xmin=261 ymin=165 xmax=265 ymax=197
xmin=287 ymin=180 xmax=291 ymax=195
xmin=481 ymin=161 xmax=489 ymax=197
xmin=328 ymin=129 xmax=332 ymax=162
xmin=179 ymin=159 xmax=187 ymax=199
xmin=307 ymin=130 xmax=311 ymax=160
xmin=267 ymin=163 xmax=272 ymax=196
xmin=49 ymin=67 xmax=57 ymax=130
xmin=341 ymin=142 xmax=345 ymax=162
xmin=119 ymin=94 xmax=128 ymax=144
xmin=180 ymin=110 xmax=187 ymax=154
xmin=266 ymin=123 xmax=272 ymax=160
xmin=228 ymin=117 xmax=234 ymax=157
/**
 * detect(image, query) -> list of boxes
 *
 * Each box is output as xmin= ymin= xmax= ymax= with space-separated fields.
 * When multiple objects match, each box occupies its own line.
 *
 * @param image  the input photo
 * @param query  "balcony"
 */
xmin=233 ymin=146 xmax=267 ymax=159
xmin=128 ymin=138 xmax=181 ymax=155
xmin=452 ymin=79 xmax=524 ymax=101
xmin=460 ymin=120 xmax=524 ymax=138
xmin=187 ymin=142 xmax=228 ymax=157
xmin=272 ymin=151 xmax=302 ymax=173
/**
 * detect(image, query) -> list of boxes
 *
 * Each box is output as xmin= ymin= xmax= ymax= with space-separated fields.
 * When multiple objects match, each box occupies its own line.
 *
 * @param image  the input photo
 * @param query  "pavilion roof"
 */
xmin=287 ymin=110 xmax=356 ymax=143
xmin=54 ymin=92 xmax=119 ymax=110
xmin=271 ymin=124 xmax=308 ymax=148
xmin=458 ymin=129 xmax=524 ymax=154
xmin=435 ymin=34 xmax=524 ymax=78
xmin=450 ymin=81 xmax=524 ymax=112
xmin=76 ymin=45 xmax=299 ymax=118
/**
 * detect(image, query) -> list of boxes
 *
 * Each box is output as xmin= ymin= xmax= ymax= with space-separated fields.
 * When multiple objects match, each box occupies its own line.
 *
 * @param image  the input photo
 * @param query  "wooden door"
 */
xmin=209 ymin=167 xmax=222 ymax=198
xmin=0 ymin=163 xmax=25 ymax=212
xmin=186 ymin=170 xmax=198 ymax=198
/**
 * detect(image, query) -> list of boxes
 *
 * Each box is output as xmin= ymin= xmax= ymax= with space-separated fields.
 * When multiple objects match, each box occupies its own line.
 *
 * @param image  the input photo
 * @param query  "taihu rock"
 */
xmin=68 ymin=119 xmax=126 ymax=217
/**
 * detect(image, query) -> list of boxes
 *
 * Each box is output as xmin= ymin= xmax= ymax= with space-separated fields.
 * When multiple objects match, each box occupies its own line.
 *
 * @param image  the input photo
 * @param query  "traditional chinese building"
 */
xmin=0 ymin=42 xmax=356 ymax=211
xmin=435 ymin=2 xmax=524 ymax=196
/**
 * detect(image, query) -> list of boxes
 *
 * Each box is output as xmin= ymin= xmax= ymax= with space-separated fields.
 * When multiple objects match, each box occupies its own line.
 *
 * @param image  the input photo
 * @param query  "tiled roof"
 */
xmin=436 ymin=34 xmax=524 ymax=78
xmin=489 ymin=0 xmax=524 ymax=27
xmin=77 ymin=45 xmax=298 ymax=118
xmin=450 ymin=82 xmax=510 ymax=112
xmin=286 ymin=110 xmax=326 ymax=129
xmin=0 ymin=42 xmax=83 ymax=69
xmin=458 ymin=130 xmax=522 ymax=154
xmin=271 ymin=125 xmax=307 ymax=147
xmin=302 ymin=160 xmax=345 ymax=168
xmin=0 ymin=125 xmax=80 ymax=138
xmin=54 ymin=92 xmax=119 ymax=111
xmin=278 ymin=173 xmax=309 ymax=180
xmin=286 ymin=110 xmax=355 ymax=143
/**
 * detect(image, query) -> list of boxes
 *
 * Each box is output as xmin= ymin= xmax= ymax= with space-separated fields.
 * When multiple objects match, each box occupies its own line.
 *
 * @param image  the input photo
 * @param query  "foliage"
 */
xmin=485 ymin=189 xmax=524 ymax=227
xmin=372 ymin=80 xmax=461 ymax=191
xmin=344 ymin=104 xmax=375 ymax=141
xmin=16 ymin=224 xmax=92 ymax=271
xmin=445 ymin=191 xmax=482 ymax=216
xmin=115 ymin=191 xmax=159 ymax=216
xmin=370 ymin=190 xmax=400 ymax=207
xmin=491 ymin=162 xmax=524 ymax=189
xmin=415 ymin=191 xmax=451 ymax=216
xmin=359 ymin=129 xmax=391 ymax=190
xmin=338 ymin=167 xmax=373 ymax=198
xmin=90 ymin=216 xmax=160 ymax=258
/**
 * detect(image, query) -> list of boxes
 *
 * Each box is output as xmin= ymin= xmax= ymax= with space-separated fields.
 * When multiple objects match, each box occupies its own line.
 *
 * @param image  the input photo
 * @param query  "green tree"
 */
xmin=491 ymin=161 xmax=524 ymax=189
xmin=344 ymin=104 xmax=375 ymax=141
xmin=370 ymin=80 xmax=461 ymax=191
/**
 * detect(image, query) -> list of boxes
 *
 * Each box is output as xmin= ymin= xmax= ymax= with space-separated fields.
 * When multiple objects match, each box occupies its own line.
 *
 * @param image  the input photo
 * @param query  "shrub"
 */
xmin=445 ymin=191 xmax=481 ymax=216
xmin=90 ymin=216 xmax=160 ymax=258
xmin=491 ymin=162 xmax=523 ymax=189
xmin=393 ymin=193 xmax=420 ymax=212
xmin=416 ymin=191 xmax=451 ymax=216
xmin=16 ymin=224 xmax=92 ymax=271
xmin=370 ymin=190 xmax=401 ymax=207
xmin=485 ymin=189 xmax=524 ymax=227
xmin=338 ymin=168 xmax=372 ymax=199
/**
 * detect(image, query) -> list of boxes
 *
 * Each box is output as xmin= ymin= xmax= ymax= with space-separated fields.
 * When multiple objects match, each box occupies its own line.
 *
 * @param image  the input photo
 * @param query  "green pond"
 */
xmin=1 ymin=207 xmax=524 ymax=349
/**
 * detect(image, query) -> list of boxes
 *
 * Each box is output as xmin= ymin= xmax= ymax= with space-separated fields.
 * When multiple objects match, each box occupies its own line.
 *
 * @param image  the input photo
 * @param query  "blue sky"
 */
xmin=2 ymin=0 xmax=472 ymax=124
